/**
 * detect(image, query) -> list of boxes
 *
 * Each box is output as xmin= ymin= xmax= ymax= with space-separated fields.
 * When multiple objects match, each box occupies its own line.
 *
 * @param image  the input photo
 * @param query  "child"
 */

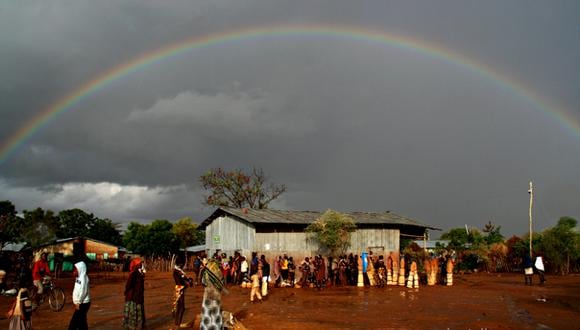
xmin=250 ymin=271 xmax=262 ymax=303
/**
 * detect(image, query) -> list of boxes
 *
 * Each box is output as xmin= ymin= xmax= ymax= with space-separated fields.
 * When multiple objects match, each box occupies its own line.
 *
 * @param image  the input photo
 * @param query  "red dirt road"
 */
xmin=1 ymin=271 xmax=579 ymax=329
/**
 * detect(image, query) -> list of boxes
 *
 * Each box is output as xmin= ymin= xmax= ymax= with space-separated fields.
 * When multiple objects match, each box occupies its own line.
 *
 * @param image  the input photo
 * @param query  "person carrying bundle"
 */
xmin=398 ymin=256 xmax=406 ymax=286
xmin=406 ymin=259 xmax=419 ymax=289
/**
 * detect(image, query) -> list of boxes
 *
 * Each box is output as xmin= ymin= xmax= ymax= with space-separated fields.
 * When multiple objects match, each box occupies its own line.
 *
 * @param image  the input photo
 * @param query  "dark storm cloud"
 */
xmin=1 ymin=0 xmax=579 ymax=235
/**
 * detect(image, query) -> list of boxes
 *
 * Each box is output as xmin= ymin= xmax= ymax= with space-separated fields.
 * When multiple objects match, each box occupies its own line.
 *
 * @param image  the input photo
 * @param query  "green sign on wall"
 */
xmin=213 ymin=235 xmax=220 ymax=244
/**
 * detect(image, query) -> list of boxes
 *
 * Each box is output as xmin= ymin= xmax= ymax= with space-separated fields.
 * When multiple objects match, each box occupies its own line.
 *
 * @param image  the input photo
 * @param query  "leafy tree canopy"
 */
xmin=173 ymin=217 xmax=204 ymax=249
xmin=305 ymin=209 xmax=357 ymax=257
xmin=54 ymin=209 xmax=122 ymax=245
xmin=88 ymin=218 xmax=122 ymax=246
xmin=55 ymin=208 xmax=96 ymax=238
xmin=482 ymin=221 xmax=504 ymax=245
xmin=21 ymin=208 xmax=57 ymax=248
xmin=123 ymin=220 xmax=180 ymax=257
xmin=539 ymin=216 xmax=579 ymax=275
xmin=200 ymin=167 xmax=286 ymax=209
xmin=0 ymin=200 xmax=22 ymax=249
xmin=440 ymin=226 xmax=485 ymax=251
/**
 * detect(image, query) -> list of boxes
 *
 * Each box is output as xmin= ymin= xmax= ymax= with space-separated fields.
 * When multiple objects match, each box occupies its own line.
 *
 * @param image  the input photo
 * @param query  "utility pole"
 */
xmin=528 ymin=181 xmax=533 ymax=258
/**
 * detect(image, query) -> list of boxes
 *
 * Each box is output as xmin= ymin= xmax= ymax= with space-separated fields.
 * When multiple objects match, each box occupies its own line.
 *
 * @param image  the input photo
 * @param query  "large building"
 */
xmin=34 ymin=237 xmax=119 ymax=272
xmin=200 ymin=207 xmax=438 ymax=260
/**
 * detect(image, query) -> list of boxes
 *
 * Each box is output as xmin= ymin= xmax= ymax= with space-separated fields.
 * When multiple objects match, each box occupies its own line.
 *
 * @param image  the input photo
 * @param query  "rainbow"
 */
xmin=1 ymin=23 xmax=578 ymax=165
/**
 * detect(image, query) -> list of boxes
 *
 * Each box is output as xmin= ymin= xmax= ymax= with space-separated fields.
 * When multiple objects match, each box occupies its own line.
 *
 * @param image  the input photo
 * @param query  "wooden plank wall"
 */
xmin=253 ymin=229 xmax=400 ymax=262
xmin=205 ymin=216 xmax=255 ymax=255
xmin=253 ymin=232 xmax=318 ymax=260
xmin=350 ymin=229 xmax=400 ymax=255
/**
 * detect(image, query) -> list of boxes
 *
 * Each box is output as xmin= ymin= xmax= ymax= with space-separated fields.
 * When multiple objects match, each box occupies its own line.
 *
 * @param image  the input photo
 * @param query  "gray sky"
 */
xmin=1 ymin=0 xmax=579 ymax=237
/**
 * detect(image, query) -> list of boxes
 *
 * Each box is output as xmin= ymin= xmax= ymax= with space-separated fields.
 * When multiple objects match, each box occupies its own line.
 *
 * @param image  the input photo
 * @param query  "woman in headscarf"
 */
xmin=123 ymin=258 xmax=146 ymax=330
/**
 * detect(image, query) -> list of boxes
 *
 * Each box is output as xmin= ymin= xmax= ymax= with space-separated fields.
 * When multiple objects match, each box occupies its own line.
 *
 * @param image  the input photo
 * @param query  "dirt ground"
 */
xmin=1 ymin=271 xmax=579 ymax=329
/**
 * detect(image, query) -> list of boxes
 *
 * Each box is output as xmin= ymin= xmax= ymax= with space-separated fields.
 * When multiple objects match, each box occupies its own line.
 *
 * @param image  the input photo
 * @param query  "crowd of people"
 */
xmin=183 ymin=250 xmax=457 ymax=294
xmin=3 ymin=248 xmax=550 ymax=329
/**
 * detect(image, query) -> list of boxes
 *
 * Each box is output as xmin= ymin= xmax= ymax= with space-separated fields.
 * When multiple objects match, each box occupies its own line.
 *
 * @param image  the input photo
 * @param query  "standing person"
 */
xmin=366 ymin=254 xmax=376 ymax=287
xmin=391 ymin=253 xmax=399 ymax=286
xmin=31 ymin=252 xmax=50 ymax=305
xmin=280 ymin=255 xmax=289 ymax=286
xmin=232 ymin=253 xmax=242 ymax=285
xmin=534 ymin=255 xmax=546 ymax=285
xmin=406 ymin=259 xmax=419 ymax=289
xmin=7 ymin=287 xmax=33 ymax=330
xmin=386 ymin=254 xmax=393 ymax=285
xmin=288 ymin=257 xmax=296 ymax=287
xmin=0 ymin=269 xmax=6 ymax=295
xmin=17 ymin=253 xmax=32 ymax=291
xmin=240 ymin=256 xmax=249 ymax=288
xmin=338 ymin=256 xmax=347 ymax=286
xmin=398 ymin=256 xmax=406 ymax=286
xmin=250 ymin=252 xmax=259 ymax=277
xmin=172 ymin=260 xmax=192 ymax=327
xmin=523 ymin=255 xmax=534 ymax=285
xmin=375 ymin=256 xmax=386 ymax=288
xmin=68 ymin=261 xmax=91 ymax=330
xmin=440 ymin=256 xmax=447 ymax=285
xmin=424 ymin=256 xmax=432 ymax=286
xmin=298 ymin=257 xmax=311 ymax=288
xmin=429 ymin=255 xmax=439 ymax=286
xmin=220 ymin=255 xmax=230 ymax=285
xmin=272 ymin=256 xmax=281 ymax=287
xmin=249 ymin=270 xmax=262 ymax=303
xmin=445 ymin=257 xmax=454 ymax=286
xmin=346 ymin=254 xmax=354 ymax=286
xmin=314 ymin=255 xmax=326 ymax=289
xmin=260 ymin=255 xmax=270 ymax=297
xmin=192 ymin=256 xmax=201 ymax=286
xmin=123 ymin=258 xmax=146 ymax=330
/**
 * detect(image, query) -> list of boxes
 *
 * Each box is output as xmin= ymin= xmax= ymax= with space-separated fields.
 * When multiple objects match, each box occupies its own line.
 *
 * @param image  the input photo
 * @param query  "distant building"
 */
xmin=200 ymin=207 xmax=439 ymax=260
xmin=34 ymin=237 xmax=120 ymax=272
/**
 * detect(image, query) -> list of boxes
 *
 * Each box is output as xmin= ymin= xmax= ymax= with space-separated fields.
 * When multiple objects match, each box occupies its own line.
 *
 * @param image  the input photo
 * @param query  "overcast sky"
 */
xmin=1 ymin=0 xmax=579 ymax=238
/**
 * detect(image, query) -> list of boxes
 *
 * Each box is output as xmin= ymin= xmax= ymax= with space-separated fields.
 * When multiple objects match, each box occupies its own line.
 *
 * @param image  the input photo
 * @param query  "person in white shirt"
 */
xmin=534 ymin=256 xmax=546 ymax=285
xmin=240 ymin=256 xmax=249 ymax=287
xmin=68 ymin=261 xmax=90 ymax=330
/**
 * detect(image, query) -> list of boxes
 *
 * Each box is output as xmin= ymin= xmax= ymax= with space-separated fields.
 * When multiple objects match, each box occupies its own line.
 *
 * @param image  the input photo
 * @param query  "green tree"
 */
xmin=21 ymin=208 xmax=57 ymax=248
xmin=441 ymin=227 xmax=484 ymax=250
xmin=88 ymin=218 xmax=122 ymax=246
xmin=305 ymin=209 xmax=357 ymax=257
xmin=55 ymin=208 xmax=96 ymax=238
xmin=123 ymin=220 xmax=180 ymax=257
xmin=200 ymin=167 xmax=286 ymax=209
xmin=173 ymin=217 xmax=204 ymax=250
xmin=54 ymin=208 xmax=122 ymax=245
xmin=0 ymin=200 xmax=23 ymax=249
xmin=505 ymin=235 xmax=527 ymax=271
xmin=482 ymin=221 xmax=504 ymax=245
xmin=173 ymin=217 xmax=204 ymax=264
xmin=123 ymin=222 xmax=147 ymax=254
xmin=539 ymin=216 xmax=580 ymax=275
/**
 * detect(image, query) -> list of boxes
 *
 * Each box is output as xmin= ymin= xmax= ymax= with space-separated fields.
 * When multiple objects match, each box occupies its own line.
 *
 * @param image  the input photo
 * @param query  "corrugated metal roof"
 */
xmin=201 ymin=207 xmax=439 ymax=230
xmin=185 ymin=244 xmax=206 ymax=253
